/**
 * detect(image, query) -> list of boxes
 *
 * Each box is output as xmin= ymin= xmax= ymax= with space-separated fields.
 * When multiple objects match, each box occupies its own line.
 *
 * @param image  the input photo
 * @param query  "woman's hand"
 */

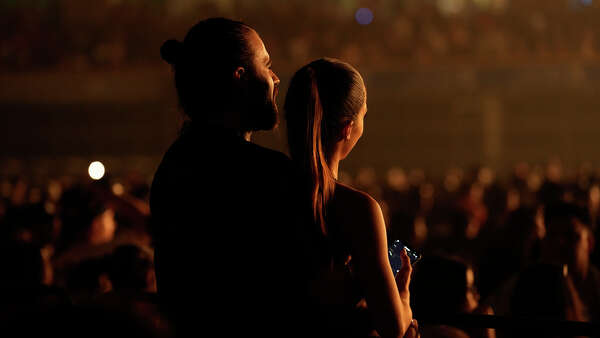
xmin=403 ymin=319 xmax=420 ymax=338
xmin=395 ymin=249 xmax=414 ymax=334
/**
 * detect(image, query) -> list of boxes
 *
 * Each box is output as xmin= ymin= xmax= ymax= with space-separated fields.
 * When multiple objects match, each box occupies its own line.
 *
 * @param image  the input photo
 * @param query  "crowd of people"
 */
xmin=1 ymin=157 xmax=599 ymax=336
xmin=0 ymin=173 xmax=166 ymax=336
xmin=3 ymin=0 xmax=600 ymax=72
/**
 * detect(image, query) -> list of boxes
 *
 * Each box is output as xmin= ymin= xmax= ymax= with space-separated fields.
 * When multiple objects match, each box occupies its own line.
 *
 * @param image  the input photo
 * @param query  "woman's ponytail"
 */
xmin=307 ymin=68 xmax=335 ymax=236
xmin=285 ymin=58 xmax=365 ymax=239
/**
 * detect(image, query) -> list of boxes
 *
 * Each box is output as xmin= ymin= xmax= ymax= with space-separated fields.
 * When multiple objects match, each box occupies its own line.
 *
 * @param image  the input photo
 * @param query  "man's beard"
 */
xmin=256 ymin=97 xmax=279 ymax=131
xmin=244 ymin=83 xmax=279 ymax=131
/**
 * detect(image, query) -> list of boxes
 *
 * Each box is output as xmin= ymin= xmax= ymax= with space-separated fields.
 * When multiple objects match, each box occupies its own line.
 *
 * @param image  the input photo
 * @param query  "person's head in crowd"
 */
xmin=284 ymin=57 xmax=366 ymax=234
xmin=542 ymin=202 xmax=594 ymax=280
xmin=457 ymin=182 xmax=488 ymax=240
xmin=56 ymin=185 xmax=116 ymax=252
xmin=9 ymin=177 xmax=28 ymax=207
xmin=510 ymin=263 xmax=587 ymax=322
xmin=130 ymin=181 xmax=150 ymax=201
xmin=160 ymin=17 xmax=280 ymax=134
xmin=0 ymin=241 xmax=45 ymax=289
xmin=410 ymin=255 xmax=479 ymax=318
xmin=108 ymin=245 xmax=156 ymax=293
xmin=446 ymin=209 xmax=470 ymax=241
xmin=1 ymin=203 xmax=54 ymax=246
xmin=65 ymin=257 xmax=110 ymax=301
xmin=505 ymin=206 xmax=545 ymax=261
xmin=538 ymin=169 xmax=565 ymax=206
xmin=508 ymin=206 xmax=545 ymax=238
xmin=477 ymin=206 xmax=545 ymax=300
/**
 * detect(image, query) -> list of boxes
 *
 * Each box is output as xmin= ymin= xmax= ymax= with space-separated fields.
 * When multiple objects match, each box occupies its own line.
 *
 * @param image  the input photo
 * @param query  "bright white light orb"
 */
xmin=88 ymin=161 xmax=106 ymax=180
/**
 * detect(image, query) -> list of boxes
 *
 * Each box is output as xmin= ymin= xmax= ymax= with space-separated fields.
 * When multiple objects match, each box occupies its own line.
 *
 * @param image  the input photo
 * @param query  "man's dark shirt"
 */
xmin=150 ymin=123 xmax=305 ymax=335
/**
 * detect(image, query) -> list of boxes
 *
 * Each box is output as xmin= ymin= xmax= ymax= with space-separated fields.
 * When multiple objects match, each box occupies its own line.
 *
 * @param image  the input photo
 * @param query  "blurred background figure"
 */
xmin=540 ymin=202 xmax=600 ymax=321
xmin=0 ymin=241 xmax=66 ymax=308
xmin=107 ymin=244 xmax=156 ymax=294
xmin=508 ymin=264 xmax=588 ymax=337
xmin=411 ymin=255 xmax=494 ymax=338
xmin=411 ymin=256 xmax=480 ymax=317
xmin=477 ymin=206 xmax=544 ymax=300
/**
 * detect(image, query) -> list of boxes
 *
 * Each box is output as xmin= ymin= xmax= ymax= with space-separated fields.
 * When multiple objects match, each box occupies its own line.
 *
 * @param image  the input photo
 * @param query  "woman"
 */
xmin=284 ymin=58 xmax=415 ymax=337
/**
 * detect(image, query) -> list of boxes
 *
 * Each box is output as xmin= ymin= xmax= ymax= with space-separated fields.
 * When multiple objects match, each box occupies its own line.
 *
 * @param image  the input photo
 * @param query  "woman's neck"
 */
xmin=328 ymin=155 xmax=341 ymax=180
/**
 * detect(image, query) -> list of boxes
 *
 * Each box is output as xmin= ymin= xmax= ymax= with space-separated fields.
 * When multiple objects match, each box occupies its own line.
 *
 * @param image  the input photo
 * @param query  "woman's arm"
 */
xmin=343 ymin=190 xmax=413 ymax=338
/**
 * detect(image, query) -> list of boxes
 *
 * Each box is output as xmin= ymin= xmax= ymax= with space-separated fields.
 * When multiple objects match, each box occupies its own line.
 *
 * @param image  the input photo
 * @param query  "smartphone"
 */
xmin=388 ymin=239 xmax=422 ymax=275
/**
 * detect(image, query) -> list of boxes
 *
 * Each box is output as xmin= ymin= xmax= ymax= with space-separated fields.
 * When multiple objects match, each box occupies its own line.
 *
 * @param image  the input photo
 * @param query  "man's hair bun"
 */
xmin=160 ymin=39 xmax=183 ymax=65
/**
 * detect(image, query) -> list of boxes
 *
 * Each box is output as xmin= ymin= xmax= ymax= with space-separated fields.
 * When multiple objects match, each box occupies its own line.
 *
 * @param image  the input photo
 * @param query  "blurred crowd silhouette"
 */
xmin=3 ymin=0 xmax=600 ymax=72
xmin=1 ymin=159 xmax=600 ymax=336
xmin=0 ymin=173 xmax=166 ymax=336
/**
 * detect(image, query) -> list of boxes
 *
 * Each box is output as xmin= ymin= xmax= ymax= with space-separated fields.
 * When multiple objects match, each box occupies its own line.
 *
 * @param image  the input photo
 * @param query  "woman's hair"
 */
xmin=160 ymin=18 xmax=253 ymax=121
xmin=284 ymin=58 xmax=365 ymax=236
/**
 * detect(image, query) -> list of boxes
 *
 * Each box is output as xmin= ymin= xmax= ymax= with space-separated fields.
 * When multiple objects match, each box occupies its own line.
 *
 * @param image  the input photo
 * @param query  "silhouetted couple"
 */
xmin=150 ymin=18 xmax=416 ymax=337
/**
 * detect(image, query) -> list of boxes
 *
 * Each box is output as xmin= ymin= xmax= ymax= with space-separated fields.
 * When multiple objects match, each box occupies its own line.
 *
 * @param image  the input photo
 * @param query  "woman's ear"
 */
xmin=233 ymin=66 xmax=246 ymax=80
xmin=342 ymin=120 xmax=355 ymax=141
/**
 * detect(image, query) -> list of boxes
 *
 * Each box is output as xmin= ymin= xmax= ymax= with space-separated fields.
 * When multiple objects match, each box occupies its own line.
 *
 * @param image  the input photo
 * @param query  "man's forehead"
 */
xmin=246 ymin=29 xmax=269 ymax=62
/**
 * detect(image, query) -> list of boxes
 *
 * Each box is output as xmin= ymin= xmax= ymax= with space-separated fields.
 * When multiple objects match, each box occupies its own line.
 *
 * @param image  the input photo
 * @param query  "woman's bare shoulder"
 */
xmin=332 ymin=183 xmax=384 ymax=231
xmin=334 ymin=182 xmax=377 ymax=206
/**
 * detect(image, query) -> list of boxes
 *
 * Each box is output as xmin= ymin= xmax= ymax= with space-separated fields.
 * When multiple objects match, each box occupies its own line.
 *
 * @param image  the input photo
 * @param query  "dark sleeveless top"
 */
xmin=150 ymin=123 xmax=306 ymax=336
xmin=293 ymin=178 xmax=375 ymax=336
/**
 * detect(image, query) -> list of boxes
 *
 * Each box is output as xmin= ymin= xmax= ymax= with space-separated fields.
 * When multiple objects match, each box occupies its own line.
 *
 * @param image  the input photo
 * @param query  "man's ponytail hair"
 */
xmin=161 ymin=18 xmax=253 ymax=121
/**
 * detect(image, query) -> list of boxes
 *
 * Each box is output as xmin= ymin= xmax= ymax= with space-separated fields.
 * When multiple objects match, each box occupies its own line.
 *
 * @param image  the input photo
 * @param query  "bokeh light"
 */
xmin=437 ymin=0 xmax=466 ymax=16
xmin=88 ymin=161 xmax=105 ymax=180
xmin=472 ymin=0 xmax=492 ymax=9
xmin=355 ymin=8 xmax=374 ymax=25
xmin=386 ymin=167 xmax=408 ymax=191
xmin=112 ymin=182 xmax=125 ymax=196
xmin=569 ymin=0 xmax=593 ymax=9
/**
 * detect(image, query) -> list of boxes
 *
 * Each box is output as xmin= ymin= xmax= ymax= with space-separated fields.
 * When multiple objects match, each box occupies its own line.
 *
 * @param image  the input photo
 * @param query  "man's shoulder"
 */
xmin=153 ymin=133 xmax=192 ymax=169
xmin=241 ymin=140 xmax=291 ymax=167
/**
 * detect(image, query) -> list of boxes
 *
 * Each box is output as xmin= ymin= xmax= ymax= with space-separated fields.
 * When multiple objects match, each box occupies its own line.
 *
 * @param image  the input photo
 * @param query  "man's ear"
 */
xmin=342 ymin=120 xmax=355 ymax=141
xmin=233 ymin=66 xmax=246 ymax=81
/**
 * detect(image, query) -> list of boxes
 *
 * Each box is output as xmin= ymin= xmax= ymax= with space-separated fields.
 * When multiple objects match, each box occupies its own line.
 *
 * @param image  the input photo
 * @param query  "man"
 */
xmin=150 ymin=18 xmax=304 ymax=336
xmin=541 ymin=202 xmax=600 ymax=321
